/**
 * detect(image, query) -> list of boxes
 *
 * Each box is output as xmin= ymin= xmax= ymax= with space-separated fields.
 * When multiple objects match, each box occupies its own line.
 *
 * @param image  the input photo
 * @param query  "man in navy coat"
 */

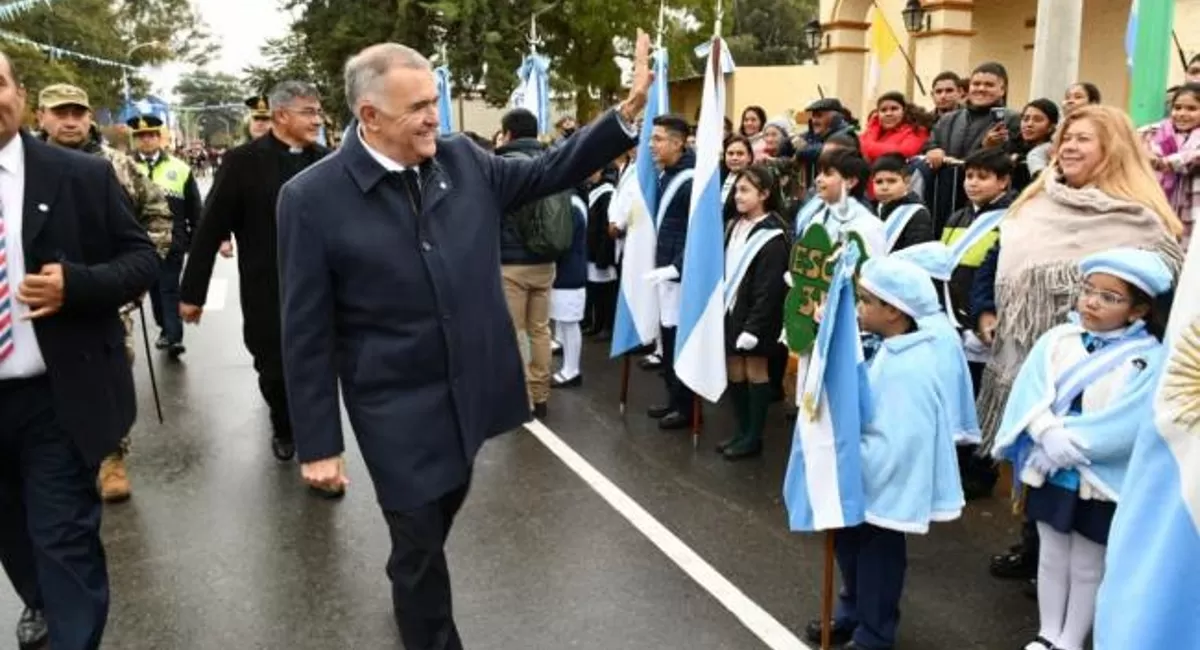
xmin=276 ymin=33 xmax=653 ymax=650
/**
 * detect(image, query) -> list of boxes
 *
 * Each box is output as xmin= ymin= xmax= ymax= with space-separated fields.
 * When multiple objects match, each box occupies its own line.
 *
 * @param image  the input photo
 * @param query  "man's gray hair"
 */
xmin=344 ymin=43 xmax=431 ymax=117
xmin=268 ymin=80 xmax=320 ymax=112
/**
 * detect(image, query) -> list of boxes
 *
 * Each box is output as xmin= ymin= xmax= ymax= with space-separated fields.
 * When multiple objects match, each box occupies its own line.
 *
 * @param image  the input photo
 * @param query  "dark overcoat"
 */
xmin=20 ymin=132 xmax=159 ymax=464
xmin=180 ymin=133 xmax=328 ymax=363
xmin=277 ymin=112 xmax=636 ymax=512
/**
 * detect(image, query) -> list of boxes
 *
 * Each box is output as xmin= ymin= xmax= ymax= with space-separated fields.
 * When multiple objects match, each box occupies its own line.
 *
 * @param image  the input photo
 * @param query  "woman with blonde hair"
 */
xmin=975 ymin=105 xmax=1184 ymax=446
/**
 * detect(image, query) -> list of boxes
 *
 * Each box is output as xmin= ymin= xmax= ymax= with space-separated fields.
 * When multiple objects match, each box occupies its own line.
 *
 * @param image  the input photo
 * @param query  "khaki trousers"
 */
xmin=502 ymin=264 xmax=556 ymax=406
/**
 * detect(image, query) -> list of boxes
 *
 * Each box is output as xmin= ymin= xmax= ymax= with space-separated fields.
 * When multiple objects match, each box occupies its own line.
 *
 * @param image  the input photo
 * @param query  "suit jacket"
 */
xmin=277 ymin=113 xmax=636 ymax=512
xmin=19 ymin=132 xmax=159 ymax=465
xmin=181 ymin=133 xmax=328 ymax=359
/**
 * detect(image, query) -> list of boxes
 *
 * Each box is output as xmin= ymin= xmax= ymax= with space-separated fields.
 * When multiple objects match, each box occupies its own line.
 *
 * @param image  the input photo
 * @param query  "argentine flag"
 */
xmin=673 ymin=37 xmax=729 ymax=402
xmin=610 ymin=48 xmax=669 ymax=358
xmin=434 ymin=66 xmax=454 ymax=134
xmin=1095 ymin=242 xmax=1200 ymax=649
xmin=511 ymin=53 xmax=551 ymax=134
xmin=782 ymin=249 xmax=869 ymax=531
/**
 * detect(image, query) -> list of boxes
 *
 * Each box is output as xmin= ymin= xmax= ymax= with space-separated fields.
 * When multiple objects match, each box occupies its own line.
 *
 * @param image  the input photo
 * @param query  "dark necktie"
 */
xmin=401 ymin=169 xmax=422 ymax=214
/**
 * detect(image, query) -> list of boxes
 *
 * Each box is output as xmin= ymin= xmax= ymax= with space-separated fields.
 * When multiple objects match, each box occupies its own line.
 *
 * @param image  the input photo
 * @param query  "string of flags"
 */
xmin=0 ymin=0 xmax=55 ymax=22
xmin=0 ymin=29 xmax=135 ymax=69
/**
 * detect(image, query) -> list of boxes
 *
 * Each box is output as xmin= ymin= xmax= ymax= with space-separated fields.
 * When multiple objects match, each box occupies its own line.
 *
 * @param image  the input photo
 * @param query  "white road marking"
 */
xmin=205 ymin=278 xmax=228 ymax=313
xmin=524 ymin=419 xmax=810 ymax=650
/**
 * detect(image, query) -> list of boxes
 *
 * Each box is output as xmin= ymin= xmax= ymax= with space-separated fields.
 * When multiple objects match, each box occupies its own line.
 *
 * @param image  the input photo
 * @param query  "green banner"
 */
xmin=1127 ymin=1 xmax=1175 ymax=127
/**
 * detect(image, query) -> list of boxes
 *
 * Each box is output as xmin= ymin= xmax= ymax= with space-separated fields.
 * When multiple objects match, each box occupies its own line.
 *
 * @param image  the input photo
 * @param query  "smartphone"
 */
xmin=990 ymin=107 xmax=1007 ymax=124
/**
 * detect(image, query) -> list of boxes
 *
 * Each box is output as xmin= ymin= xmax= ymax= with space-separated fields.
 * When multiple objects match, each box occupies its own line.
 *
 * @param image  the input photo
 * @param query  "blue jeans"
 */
xmin=149 ymin=251 xmax=184 ymax=344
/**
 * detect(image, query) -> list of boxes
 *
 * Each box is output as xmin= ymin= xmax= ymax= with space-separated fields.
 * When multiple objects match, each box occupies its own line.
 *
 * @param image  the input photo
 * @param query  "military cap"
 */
xmin=126 ymin=114 xmax=164 ymax=134
xmin=38 ymin=84 xmax=91 ymax=110
xmin=245 ymin=95 xmax=270 ymax=117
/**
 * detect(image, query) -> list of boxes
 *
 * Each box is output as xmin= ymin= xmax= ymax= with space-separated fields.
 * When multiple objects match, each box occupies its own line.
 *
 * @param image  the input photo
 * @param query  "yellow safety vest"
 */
xmin=134 ymin=155 xmax=190 ymax=200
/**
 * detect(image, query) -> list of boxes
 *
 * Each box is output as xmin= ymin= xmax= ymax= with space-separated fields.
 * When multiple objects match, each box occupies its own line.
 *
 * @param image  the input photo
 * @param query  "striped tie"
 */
xmin=0 ymin=196 xmax=13 ymax=362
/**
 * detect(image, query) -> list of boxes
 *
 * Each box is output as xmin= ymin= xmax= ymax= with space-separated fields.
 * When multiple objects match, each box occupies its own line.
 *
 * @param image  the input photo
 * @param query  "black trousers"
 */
xmin=584 ymin=280 xmax=617 ymax=333
xmin=659 ymin=325 xmax=694 ymax=417
xmin=149 ymin=251 xmax=185 ymax=344
xmin=249 ymin=340 xmax=292 ymax=443
xmin=384 ymin=480 xmax=472 ymax=650
xmin=0 ymin=377 xmax=108 ymax=650
xmin=834 ymin=523 xmax=907 ymax=649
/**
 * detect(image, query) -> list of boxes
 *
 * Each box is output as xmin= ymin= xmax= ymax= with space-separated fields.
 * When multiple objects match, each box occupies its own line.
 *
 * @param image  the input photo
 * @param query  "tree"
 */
xmin=174 ymin=71 xmax=245 ymax=145
xmin=724 ymin=0 xmax=818 ymax=67
xmin=2 ymin=0 xmax=215 ymax=119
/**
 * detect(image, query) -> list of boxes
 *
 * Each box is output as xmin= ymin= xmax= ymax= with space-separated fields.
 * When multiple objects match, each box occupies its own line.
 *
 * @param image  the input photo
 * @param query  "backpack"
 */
xmin=502 ymin=150 xmax=575 ymax=258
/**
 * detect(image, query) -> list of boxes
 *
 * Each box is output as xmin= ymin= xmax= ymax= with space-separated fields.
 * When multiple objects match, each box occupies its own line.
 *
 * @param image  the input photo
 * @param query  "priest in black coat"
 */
xmin=179 ymin=81 xmax=330 ymax=466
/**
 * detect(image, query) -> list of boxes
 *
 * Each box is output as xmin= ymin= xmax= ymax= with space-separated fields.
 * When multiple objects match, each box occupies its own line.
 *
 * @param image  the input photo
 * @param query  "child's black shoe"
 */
xmin=803 ymin=618 xmax=855 ymax=646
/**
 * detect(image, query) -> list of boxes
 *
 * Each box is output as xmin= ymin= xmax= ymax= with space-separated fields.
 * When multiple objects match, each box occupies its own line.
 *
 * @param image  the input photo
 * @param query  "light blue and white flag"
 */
xmin=693 ymin=38 xmax=737 ymax=74
xmin=1124 ymin=0 xmax=1139 ymax=70
xmin=1095 ymin=243 xmax=1200 ymax=649
xmin=782 ymin=246 xmax=870 ymax=532
xmin=674 ymin=37 xmax=728 ymax=403
xmin=510 ymin=53 xmax=551 ymax=134
xmin=610 ymin=47 xmax=669 ymax=358
xmin=434 ymin=66 xmax=454 ymax=134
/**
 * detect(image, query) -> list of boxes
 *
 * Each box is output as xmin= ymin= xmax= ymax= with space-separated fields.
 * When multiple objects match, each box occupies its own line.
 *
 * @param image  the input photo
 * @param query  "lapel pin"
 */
xmin=37 ymin=204 xmax=48 ymax=212
xmin=439 ymin=182 xmax=446 ymax=190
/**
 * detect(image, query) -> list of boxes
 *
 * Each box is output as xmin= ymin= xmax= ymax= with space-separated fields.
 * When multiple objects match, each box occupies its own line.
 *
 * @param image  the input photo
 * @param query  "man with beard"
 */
xmin=178 ymin=81 xmax=336 ymax=489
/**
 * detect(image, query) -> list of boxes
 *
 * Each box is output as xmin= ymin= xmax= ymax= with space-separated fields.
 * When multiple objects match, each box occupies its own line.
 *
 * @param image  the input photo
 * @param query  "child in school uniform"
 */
xmin=990 ymin=248 xmax=1171 ymax=650
xmin=721 ymin=165 xmax=790 ymax=460
xmin=804 ymin=256 xmax=966 ymax=650
xmin=871 ymin=153 xmax=935 ymax=253
xmin=792 ymin=149 xmax=887 ymax=257
xmin=549 ymin=190 xmax=590 ymax=388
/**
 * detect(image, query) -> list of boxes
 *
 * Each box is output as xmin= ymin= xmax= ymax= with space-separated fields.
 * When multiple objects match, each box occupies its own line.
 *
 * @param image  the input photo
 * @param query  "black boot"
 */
xmin=716 ymin=381 xmax=749 ymax=452
xmin=725 ymin=382 xmax=769 ymax=460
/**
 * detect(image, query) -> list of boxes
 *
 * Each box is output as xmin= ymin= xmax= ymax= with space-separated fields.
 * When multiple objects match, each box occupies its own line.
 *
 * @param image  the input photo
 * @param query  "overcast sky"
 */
xmin=148 ymin=0 xmax=293 ymax=99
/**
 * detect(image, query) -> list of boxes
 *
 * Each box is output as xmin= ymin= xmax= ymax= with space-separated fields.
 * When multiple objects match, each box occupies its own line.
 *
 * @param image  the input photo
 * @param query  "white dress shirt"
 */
xmin=357 ymin=126 xmax=415 ymax=177
xmin=0 ymin=134 xmax=47 ymax=379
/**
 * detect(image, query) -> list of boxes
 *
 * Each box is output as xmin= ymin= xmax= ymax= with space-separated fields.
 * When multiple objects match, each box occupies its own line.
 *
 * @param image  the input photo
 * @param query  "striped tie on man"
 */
xmin=0 ymin=198 xmax=14 ymax=362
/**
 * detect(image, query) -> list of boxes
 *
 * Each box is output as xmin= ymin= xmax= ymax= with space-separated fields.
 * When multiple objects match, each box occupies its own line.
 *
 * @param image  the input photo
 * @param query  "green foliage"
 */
xmin=174 ymin=70 xmax=245 ymax=145
xmin=1 ymin=0 xmax=213 ymax=116
xmin=724 ymin=0 xmax=818 ymax=66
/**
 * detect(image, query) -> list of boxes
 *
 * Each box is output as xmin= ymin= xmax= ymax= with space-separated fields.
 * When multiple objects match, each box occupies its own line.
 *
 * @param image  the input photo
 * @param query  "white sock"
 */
xmin=1057 ymin=532 xmax=1106 ymax=650
xmin=1036 ymin=522 xmax=1071 ymax=646
xmin=559 ymin=321 xmax=582 ymax=380
xmin=552 ymin=321 xmax=563 ymax=350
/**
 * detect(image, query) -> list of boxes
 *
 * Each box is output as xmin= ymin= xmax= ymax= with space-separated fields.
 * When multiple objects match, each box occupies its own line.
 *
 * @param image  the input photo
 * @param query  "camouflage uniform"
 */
xmin=36 ymin=123 xmax=173 ymax=458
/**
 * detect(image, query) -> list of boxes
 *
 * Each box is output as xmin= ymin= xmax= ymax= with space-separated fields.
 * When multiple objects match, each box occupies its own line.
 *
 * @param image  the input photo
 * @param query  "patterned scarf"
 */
xmin=977 ymin=173 xmax=1184 ymax=449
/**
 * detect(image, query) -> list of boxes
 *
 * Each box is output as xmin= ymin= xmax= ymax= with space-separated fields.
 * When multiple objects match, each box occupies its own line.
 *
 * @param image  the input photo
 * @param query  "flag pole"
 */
xmin=619 ymin=355 xmax=631 ymax=414
xmin=821 ymin=531 xmax=835 ymax=650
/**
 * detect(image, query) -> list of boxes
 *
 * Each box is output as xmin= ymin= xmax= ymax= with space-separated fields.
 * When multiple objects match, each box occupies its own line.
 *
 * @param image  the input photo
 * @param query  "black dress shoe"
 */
xmin=167 ymin=341 xmax=186 ymax=358
xmin=658 ymin=411 xmax=692 ymax=430
xmin=803 ymin=618 xmax=855 ymax=646
xmin=154 ymin=334 xmax=169 ymax=350
xmin=308 ymin=484 xmax=347 ymax=500
xmin=639 ymin=355 xmax=662 ymax=370
xmin=17 ymin=607 xmax=48 ymax=650
xmin=990 ymin=550 xmax=1037 ymax=580
xmin=272 ymin=437 xmax=296 ymax=461
xmin=723 ymin=441 xmax=763 ymax=461
xmin=647 ymin=404 xmax=673 ymax=419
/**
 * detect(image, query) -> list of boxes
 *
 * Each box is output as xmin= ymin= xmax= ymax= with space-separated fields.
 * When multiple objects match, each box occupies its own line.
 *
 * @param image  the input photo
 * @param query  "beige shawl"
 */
xmin=977 ymin=173 xmax=1185 ymax=449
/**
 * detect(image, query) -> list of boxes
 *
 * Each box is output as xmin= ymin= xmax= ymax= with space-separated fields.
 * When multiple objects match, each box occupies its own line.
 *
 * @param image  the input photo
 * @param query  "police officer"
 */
xmin=128 ymin=114 xmax=201 ymax=358
xmin=245 ymin=94 xmax=272 ymax=140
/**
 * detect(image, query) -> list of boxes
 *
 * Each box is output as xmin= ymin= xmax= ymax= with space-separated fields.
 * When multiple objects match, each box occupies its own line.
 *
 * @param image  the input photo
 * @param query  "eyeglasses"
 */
xmin=285 ymin=108 xmax=325 ymax=119
xmin=1079 ymin=283 xmax=1130 ymax=307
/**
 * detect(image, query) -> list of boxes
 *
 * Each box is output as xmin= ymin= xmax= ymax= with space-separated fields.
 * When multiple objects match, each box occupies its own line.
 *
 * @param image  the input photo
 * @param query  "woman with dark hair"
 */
xmin=721 ymin=136 xmax=754 ymax=222
xmin=1009 ymin=98 xmax=1060 ymax=193
xmin=860 ymin=91 xmax=932 ymax=164
xmin=720 ymin=164 xmax=790 ymax=460
xmin=1063 ymin=83 xmax=1102 ymax=116
xmin=740 ymin=105 xmax=767 ymax=138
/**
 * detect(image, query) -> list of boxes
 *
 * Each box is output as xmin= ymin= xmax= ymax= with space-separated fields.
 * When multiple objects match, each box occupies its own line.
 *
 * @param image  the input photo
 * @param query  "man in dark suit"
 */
xmin=179 ymin=80 xmax=331 ymax=471
xmin=276 ymin=33 xmax=653 ymax=650
xmin=0 ymin=52 xmax=160 ymax=650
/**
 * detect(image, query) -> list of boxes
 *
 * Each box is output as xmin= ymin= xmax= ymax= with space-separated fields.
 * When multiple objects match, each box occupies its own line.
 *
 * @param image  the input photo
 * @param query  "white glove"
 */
xmin=783 ymin=271 xmax=794 ymax=288
xmin=735 ymin=332 xmax=759 ymax=351
xmin=1039 ymin=426 xmax=1090 ymax=468
xmin=1019 ymin=447 xmax=1057 ymax=488
xmin=644 ymin=266 xmax=680 ymax=286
